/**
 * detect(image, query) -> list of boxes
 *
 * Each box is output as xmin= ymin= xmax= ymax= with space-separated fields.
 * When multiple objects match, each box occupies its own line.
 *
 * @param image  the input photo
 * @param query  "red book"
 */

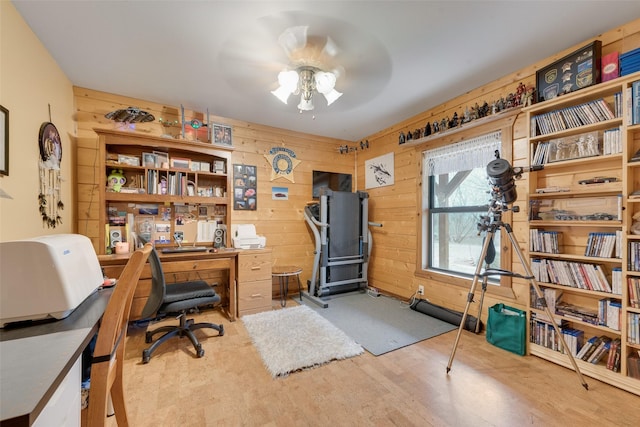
xmin=601 ymin=51 xmax=619 ymax=82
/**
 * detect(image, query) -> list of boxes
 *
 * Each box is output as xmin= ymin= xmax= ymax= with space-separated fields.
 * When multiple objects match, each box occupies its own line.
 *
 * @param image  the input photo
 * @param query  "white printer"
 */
xmin=0 ymin=234 xmax=104 ymax=327
xmin=231 ymin=224 xmax=266 ymax=249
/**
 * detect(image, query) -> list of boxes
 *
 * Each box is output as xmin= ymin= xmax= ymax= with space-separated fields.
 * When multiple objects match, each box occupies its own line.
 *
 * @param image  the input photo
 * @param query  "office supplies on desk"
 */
xmin=0 ymin=234 xmax=103 ymax=327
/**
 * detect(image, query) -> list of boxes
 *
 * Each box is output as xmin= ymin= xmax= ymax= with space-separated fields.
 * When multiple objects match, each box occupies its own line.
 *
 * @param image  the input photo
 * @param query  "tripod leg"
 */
xmin=446 ymin=230 xmax=495 ymax=373
xmin=475 ymin=275 xmax=489 ymax=334
xmin=504 ymin=226 xmax=589 ymax=390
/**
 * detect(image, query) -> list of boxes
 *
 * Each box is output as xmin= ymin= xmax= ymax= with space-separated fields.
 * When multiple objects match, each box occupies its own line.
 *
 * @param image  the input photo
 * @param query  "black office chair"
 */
xmin=140 ymin=246 xmax=224 ymax=363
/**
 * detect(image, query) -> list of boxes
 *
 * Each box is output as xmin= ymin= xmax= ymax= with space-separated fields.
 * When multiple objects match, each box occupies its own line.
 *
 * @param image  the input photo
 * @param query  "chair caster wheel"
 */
xmin=142 ymin=350 xmax=150 ymax=364
xmin=196 ymin=346 xmax=204 ymax=358
xmin=219 ymin=324 xmax=224 ymax=336
xmin=145 ymin=333 xmax=152 ymax=343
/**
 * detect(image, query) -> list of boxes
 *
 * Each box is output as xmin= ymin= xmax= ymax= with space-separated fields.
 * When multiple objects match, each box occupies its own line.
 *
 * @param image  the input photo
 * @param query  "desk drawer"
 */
xmin=238 ymin=279 xmax=272 ymax=314
xmin=238 ymin=252 xmax=272 ymax=281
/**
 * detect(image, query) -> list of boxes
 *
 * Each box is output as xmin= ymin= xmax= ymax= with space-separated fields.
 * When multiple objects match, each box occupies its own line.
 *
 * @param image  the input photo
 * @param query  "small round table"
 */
xmin=272 ymin=266 xmax=303 ymax=307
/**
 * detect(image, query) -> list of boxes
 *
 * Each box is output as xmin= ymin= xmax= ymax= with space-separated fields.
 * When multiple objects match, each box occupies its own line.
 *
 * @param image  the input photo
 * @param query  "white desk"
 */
xmin=0 ymin=289 xmax=111 ymax=426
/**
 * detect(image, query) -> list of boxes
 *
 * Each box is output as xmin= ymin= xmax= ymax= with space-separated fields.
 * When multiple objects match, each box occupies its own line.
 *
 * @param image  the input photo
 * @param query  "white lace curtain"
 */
xmin=424 ymin=131 xmax=502 ymax=176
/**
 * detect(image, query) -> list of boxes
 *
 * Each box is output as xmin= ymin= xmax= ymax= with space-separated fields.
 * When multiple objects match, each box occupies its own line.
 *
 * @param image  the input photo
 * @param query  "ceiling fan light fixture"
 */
xmin=271 ymin=85 xmax=293 ymax=104
xmin=323 ymin=88 xmax=343 ymax=106
xmin=273 ymin=66 xmax=341 ymax=111
xmin=297 ymin=95 xmax=314 ymax=111
xmin=271 ymin=70 xmax=300 ymax=104
xmin=314 ymin=71 xmax=337 ymax=94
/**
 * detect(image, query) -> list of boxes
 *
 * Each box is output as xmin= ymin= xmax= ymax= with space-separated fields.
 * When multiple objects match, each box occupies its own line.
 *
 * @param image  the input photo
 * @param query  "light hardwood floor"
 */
xmin=95 ymin=301 xmax=640 ymax=426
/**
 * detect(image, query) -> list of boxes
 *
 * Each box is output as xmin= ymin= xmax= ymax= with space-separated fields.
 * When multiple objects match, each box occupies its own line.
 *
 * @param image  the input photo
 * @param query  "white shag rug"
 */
xmin=242 ymin=305 xmax=364 ymax=377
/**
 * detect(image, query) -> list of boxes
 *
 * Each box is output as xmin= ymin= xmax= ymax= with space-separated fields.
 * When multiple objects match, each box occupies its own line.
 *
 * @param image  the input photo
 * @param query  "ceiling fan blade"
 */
xmin=278 ymin=26 xmax=308 ymax=57
xmin=322 ymin=36 xmax=339 ymax=57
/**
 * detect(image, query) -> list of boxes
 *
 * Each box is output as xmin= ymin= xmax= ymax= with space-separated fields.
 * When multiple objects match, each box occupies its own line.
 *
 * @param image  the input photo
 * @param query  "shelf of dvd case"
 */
xmin=525 ymin=70 xmax=640 ymax=395
xmin=529 ymin=252 xmax=622 ymax=264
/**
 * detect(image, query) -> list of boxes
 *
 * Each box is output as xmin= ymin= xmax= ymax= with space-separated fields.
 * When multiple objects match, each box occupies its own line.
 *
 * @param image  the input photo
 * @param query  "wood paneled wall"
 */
xmin=74 ymin=18 xmax=640 ymax=323
xmin=357 ymin=19 xmax=640 ymax=319
xmin=74 ymin=87 xmax=353 ymax=289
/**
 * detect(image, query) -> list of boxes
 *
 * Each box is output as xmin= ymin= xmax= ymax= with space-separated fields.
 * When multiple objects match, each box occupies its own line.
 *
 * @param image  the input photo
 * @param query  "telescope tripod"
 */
xmin=445 ymin=208 xmax=589 ymax=390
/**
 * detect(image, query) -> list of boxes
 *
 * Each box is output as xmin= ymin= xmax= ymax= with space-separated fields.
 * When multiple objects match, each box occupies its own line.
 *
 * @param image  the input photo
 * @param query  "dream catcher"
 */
xmin=38 ymin=121 xmax=63 ymax=227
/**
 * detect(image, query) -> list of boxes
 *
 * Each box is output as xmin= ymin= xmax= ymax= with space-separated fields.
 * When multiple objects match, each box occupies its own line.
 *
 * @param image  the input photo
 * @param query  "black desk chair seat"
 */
xmin=141 ymin=246 xmax=224 ymax=364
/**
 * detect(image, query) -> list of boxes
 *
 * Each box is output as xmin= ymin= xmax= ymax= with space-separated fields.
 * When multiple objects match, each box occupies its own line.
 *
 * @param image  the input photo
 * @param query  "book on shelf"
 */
xmin=576 ymin=335 xmax=599 ymax=360
xmin=603 ymin=127 xmax=621 ymax=155
xmin=628 ymin=312 xmax=640 ymax=345
xmin=534 ymin=258 xmax=611 ymax=292
xmin=598 ymin=298 xmax=622 ymax=330
xmin=584 ymin=232 xmax=616 ymax=258
xmin=606 ymin=338 xmax=622 ymax=371
xmin=632 ymin=80 xmax=640 ymax=125
xmin=556 ymin=302 xmax=600 ymax=325
xmin=601 ymin=52 xmax=620 ymax=82
xmin=530 ymin=229 xmax=562 ymax=254
xmin=629 ymin=277 xmax=640 ymax=308
xmin=587 ymin=336 xmax=612 ymax=364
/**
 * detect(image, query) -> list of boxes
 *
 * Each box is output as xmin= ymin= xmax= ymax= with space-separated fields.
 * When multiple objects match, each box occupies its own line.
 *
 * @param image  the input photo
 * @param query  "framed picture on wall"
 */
xmin=0 ymin=105 xmax=7 ymax=176
xmin=213 ymin=124 xmax=232 ymax=147
xmin=365 ymin=152 xmax=395 ymax=189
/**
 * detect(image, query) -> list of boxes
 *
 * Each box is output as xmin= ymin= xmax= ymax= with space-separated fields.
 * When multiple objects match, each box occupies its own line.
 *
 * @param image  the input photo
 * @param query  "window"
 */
xmin=422 ymin=131 xmax=503 ymax=279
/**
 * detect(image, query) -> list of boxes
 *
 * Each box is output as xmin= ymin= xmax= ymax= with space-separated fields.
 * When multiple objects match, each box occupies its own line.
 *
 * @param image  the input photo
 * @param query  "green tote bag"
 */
xmin=486 ymin=303 xmax=526 ymax=355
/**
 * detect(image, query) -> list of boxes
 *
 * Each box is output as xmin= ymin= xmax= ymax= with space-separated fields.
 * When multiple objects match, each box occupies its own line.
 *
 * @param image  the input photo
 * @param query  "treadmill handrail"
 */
xmin=306 ymin=208 xmax=328 ymax=227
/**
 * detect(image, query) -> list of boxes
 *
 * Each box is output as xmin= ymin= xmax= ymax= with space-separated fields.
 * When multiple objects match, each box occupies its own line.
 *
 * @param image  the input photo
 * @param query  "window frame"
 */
xmin=414 ymin=114 xmax=520 ymax=295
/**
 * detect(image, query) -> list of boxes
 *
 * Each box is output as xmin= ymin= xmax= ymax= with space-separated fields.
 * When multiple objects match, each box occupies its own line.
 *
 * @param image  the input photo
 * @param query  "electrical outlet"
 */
xmin=418 ymin=285 xmax=424 ymax=295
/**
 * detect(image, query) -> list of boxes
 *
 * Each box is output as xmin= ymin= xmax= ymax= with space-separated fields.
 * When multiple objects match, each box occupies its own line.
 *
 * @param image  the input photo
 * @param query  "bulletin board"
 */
xmin=233 ymin=164 xmax=257 ymax=210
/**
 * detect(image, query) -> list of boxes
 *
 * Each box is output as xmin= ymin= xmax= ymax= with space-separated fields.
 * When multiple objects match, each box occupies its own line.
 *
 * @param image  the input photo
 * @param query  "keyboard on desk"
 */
xmin=161 ymin=246 xmax=209 ymax=254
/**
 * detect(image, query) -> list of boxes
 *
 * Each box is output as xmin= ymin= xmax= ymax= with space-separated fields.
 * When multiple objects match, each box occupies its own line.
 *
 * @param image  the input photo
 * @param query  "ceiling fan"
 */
xmin=270 ymin=25 xmax=344 ymax=111
xmin=217 ymin=12 xmax=390 ymax=114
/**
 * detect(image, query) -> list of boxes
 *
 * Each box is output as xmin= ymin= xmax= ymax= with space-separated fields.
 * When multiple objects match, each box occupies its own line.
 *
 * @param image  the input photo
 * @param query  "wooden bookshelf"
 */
xmin=524 ymin=71 xmax=640 ymax=395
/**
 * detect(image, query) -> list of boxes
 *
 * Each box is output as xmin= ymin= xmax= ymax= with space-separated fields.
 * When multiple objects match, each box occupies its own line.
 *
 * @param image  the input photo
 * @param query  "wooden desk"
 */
xmin=99 ymin=249 xmax=238 ymax=321
xmin=0 ymin=288 xmax=112 ymax=426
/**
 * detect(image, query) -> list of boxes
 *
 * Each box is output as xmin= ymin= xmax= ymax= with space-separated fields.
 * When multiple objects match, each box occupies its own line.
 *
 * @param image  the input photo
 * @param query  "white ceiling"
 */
xmin=12 ymin=1 xmax=640 ymax=142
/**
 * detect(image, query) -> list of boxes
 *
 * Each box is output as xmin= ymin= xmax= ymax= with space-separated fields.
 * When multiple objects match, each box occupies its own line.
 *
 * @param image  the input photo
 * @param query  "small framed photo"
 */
xmin=1 ymin=105 xmax=8 ymax=176
xmin=142 ymin=152 xmax=157 ymax=168
xmin=117 ymin=154 xmax=140 ymax=167
xmin=200 ymin=162 xmax=211 ymax=172
xmin=213 ymin=124 xmax=232 ymax=147
xmin=170 ymin=157 xmax=191 ymax=170
xmin=153 ymin=151 xmax=169 ymax=169
xmin=213 ymin=160 xmax=225 ymax=174
xmin=190 ymin=162 xmax=200 ymax=172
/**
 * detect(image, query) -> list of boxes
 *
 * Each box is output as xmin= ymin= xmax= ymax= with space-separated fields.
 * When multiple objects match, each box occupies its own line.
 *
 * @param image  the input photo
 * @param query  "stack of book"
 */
xmin=606 ymin=338 xmax=622 ymax=372
xmin=584 ymin=232 xmax=617 ymax=258
xmin=620 ymin=47 xmax=640 ymax=76
xmin=530 ymin=258 xmax=612 ymax=292
xmin=532 ymin=98 xmax=616 ymax=136
xmin=576 ymin=335 xmax=612 ymax=365
xmin=556 ymin=302 xmax=599 ymax=325
xmin=598 ymin=298 xmax=622 ymax=330
xmin=530 ymin=229 xmax=562 ymax=254
xmin=529 ymin=312 xmax=572 ymax=352
xmin=603 ymin=127 xmax=622 ymax=155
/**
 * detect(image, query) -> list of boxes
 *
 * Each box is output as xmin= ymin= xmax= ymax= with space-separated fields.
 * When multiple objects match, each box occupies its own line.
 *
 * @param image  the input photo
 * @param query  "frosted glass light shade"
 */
xmin=314 ymin=71 xmax=337 ymax=94
xmin=271 ymin=86 xmax=293 ymax=104
xmin=297 ymin=96 xmax=314 ymax=111
xmin=323 ymin=89 xmax=343 ymax=106
xmin=271 ymin=70 xmax=299 ymax=104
